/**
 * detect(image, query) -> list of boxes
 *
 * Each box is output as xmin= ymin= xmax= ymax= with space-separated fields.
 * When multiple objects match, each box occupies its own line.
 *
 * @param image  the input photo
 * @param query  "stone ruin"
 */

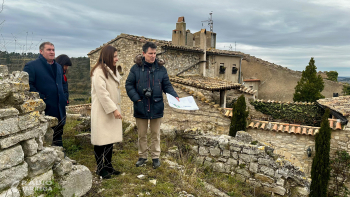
xmin=0 ymin=65 xmax=92 ymax=197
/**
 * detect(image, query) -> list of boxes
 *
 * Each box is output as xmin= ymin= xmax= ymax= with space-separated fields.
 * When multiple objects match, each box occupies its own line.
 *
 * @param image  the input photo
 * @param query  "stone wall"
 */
xmin=178 ymin=130 xmax=310 ymax=196
xmin=246 ymin=127 xmax=350 ymax=177
xmin=0 ymin=65 xmax=92 ymax=197
xmin=241 ymin=55 xmax=344 ymax=102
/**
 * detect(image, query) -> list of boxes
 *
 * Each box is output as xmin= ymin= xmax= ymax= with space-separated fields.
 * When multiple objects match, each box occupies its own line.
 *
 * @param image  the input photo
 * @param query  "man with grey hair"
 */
xmin=23 ymin=42 xmax=69 ymax=148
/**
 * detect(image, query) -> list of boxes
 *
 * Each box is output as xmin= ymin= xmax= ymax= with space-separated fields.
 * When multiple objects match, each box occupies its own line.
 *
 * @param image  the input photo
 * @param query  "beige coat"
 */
xmin=91 ymin=65 xmax=122 ymax=145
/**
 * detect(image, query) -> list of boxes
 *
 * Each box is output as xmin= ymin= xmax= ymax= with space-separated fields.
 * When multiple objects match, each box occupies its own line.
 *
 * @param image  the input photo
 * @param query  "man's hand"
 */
xmin=137 ymin=100 xmax=141 ymax=102
xmin=176 ymin=97 xmax=180 ymax=102
xmin=113 ymin=110 xmax=122 ymax=119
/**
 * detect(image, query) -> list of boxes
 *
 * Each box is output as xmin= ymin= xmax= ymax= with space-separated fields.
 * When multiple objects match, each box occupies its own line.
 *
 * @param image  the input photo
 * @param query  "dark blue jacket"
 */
xmin=125 ymin=58 xmax=178 ymax=119
xmin=23 ymin=54 xmax=68 ymax=124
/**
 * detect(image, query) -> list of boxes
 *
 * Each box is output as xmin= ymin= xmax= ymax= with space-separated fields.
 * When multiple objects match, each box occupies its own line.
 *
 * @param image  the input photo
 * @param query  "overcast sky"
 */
xmin=1 ymin=0 xmax=349 ymax=76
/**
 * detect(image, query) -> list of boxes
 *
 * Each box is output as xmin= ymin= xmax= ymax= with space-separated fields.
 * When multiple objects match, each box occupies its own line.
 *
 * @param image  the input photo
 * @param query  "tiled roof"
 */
xmin=255 ymin=99 xmax=314 ymax=105
xmin=317 ymin=96 xmax=350 ymax=117
xmin=169 ymin=76 xmax=242 ymax=91
xmin=87 ymin=33 xmax=203 ymax=55
xmin=238 ymin=86 xmax=257 ymax=95
xmin=206 ymin=48 xmax=244 ymax=57
xmin=243 ymin=79 xmax=260 ymax=82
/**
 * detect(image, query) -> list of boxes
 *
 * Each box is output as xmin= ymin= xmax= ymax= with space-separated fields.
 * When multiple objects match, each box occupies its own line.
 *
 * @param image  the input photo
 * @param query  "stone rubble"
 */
xmin=0 ymin=65 xmax=92 ymax=197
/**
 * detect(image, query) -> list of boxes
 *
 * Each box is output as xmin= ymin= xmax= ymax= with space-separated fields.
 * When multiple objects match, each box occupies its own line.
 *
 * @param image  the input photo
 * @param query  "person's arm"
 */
xmin=92 ymin=69 xmax=118 ymax=114
xmin=162 ymin=68 xmax=179 ymax=101
xmin=125 ymin=66 xmax=141 ymax=102
xmin=62 ymin=75 xmax=69 ymax=104
xmin=23 ymin=64 xmax=45 ymax=99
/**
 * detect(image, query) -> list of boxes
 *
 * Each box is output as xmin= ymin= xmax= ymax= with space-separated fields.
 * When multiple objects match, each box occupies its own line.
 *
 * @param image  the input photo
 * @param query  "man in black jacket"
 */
xmin=125 ymin=42 xmax=179 ymax=169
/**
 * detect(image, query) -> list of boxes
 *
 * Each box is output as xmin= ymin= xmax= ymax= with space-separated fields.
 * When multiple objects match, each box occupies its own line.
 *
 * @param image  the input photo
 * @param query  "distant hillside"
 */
xmin=338 ymin=77 xmax=350 ymax=84
xmin=0 ymin=51 xmax=90 ymax=104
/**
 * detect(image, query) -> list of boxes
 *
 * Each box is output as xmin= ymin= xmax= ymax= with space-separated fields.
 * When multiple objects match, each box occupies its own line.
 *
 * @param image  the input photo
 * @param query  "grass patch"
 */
xmin=62 ymin=117 xmax=270 ymax=196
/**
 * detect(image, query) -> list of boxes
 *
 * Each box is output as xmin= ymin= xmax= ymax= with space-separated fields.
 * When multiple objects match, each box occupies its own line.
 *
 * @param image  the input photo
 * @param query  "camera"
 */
xmin=143 ymin=88 xmax=152 ymax=98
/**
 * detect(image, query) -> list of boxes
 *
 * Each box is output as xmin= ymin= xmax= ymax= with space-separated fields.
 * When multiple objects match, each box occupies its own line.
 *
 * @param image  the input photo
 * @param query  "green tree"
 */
xmin=310 ymin=108 xmax=332 ymax=197
xmin=343 ymin=84 xmax=350 ymax=95
xmin=326 ymin=71 xmax=338 ymax=82
xmin=229 ymin=95 xmax=249 ymax=137
xmin=293 ymin=57 xmax=325 ymax=102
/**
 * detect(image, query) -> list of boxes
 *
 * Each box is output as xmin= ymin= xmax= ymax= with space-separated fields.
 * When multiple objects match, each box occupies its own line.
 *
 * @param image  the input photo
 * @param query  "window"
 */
xmin=232 ymin=64 xmax=238 ymax=74
xmin=117 ymin=65 xmax=123 ymax=75
xmin=219 ymin=63 xmax=225 ymax=74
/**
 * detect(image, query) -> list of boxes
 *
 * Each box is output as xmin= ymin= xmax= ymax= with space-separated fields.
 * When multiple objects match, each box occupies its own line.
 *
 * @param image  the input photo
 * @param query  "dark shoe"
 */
xmin=106 ymin=167 xmax=121 ymax=175
xmin=135 ymin=158 xmax=147 ymax=167
xmin=98 ymin=168 xmax=111 ymax=179
xmin=152 ymin=158 xmax=161 ymax=169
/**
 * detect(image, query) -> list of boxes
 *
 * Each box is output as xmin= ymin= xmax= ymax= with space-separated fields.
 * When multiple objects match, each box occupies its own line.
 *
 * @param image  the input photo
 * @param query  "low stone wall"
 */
xmin=0 ymin=65 xmax=92 ymax=197
xmin=178 ymin=130 xmax=310 ymax=196
xmin=247 ymin=126 xmax=350 ymax=177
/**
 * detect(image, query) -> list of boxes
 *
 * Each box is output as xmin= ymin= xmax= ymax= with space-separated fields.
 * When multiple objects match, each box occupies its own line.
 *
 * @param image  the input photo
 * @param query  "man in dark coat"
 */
xmin=23 ymin=42 xmax=68 ymax=147
xmin=125 ymin=42 xmax=179 ymax=169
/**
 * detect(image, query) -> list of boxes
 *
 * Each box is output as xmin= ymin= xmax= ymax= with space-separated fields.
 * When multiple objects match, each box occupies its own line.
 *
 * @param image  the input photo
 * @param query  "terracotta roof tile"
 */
xmin=246 ymin=119 xmax=343 ymax=136
xmin=317 ymin=96 xmax=350 ymax=117
xmin=243 ymin=79 xmax=260 ymax=82
xmin=170 ymin=76 xmax=242 ymax=91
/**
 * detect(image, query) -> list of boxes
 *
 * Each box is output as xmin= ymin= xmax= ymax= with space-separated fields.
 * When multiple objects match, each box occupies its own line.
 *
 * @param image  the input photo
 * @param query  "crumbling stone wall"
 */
xmin=178 ymin=130 xmax=310 ymax=196
xmin=247 ymin=127 xmax=350 ymax=178
xmin=0 ymin=65 xmax=92 ymax=197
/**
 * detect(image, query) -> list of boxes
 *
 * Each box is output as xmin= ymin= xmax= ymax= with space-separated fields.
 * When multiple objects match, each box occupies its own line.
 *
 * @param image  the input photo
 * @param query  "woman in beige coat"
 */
xmin=90 ymin=45 xmax=122 ymax=179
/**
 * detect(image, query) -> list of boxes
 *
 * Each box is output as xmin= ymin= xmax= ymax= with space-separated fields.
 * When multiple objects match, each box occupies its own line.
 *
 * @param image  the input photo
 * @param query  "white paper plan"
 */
xmin=166 ymin=93 xmax=199 ymax=110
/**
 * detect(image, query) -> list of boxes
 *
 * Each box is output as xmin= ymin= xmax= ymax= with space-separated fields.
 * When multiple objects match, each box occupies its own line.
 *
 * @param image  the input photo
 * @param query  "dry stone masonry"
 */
xmin=177 ymin=130 xmax=310 ymax=196
xmin=0 ymin=65 xmax=92 ymax=197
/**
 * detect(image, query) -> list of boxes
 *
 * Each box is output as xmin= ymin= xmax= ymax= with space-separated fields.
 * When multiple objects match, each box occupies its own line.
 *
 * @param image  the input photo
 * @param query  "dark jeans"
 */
xmin=94 ymin=144 xmax=114 ymax=173
xmin=52 ymin=124 xmax=64 ymax=147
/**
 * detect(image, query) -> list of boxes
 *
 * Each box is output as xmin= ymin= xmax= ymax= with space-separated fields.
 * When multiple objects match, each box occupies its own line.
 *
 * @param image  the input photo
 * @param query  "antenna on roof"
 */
xmin=201 ymin=12 xmax=213 ymax=32
xmin=224 ymin=44 xmax=233 ymax=51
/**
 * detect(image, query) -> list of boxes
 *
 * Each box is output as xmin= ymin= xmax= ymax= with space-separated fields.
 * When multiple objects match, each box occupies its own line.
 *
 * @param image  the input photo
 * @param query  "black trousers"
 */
xmin=94 ymin=144 xmax=114 ymax=173
xmin=52 ymin=124 xmax=64 ymax=147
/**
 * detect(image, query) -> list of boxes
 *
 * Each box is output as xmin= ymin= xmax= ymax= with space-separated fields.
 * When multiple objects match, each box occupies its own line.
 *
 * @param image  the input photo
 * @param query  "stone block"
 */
xmin=0 ymin=83 xmax=11 ymax=100
xmin=54 ymin=159 xmax=73 ymax=176
xmin=242 ymin=146 xmax=259 ymax=155
xmin=36 ymin=136 xmax=44 ymax=151
xmin=0 ymin=162 xmax=28 ymax=191
xmin=235 ymin=131 xmax=252 ymax=143
xmin=9 ymin=71 xmax=29 ymax=84
xmin=293 ymin=186 xmax=309 ymax=196
xmin=44 ymin=116 xmax=58 ymax=128
xmin=218 ymin=157 xmax=227 ymax=162
xmin=0 ymin=187 xmax=20 ymax=197
xmin=234 ymin=174 xmax=246 ymax=182
xmin=59 ymin=165 xmax=92 ymax=197
xmin=258 ymin=158 xmax=273 ymax=167
xmin=254 ymin=173 xmax=274 ymax=184
xmin=227 ymin=158 xmax=238 ymax=166
xmin=18 ymin=111 xmax=40 ymax=130
xmin=0 ymin=127 xmax=41 ymax=149
xmin=43 ymin=128 xmax=54 ymax=147
xmin=0 ymin=65 xmax=9 ymax=77
xmin=276 ymin=168 xmax=289 ymax=178
xmin=25 ymin=147 xmax=58 ymax=178
xmin=247 ymin=178 xmax=262 ymax=188
xmin=213 ymin=162 xmax=226 ymax=173
xmin=160 ymin=123 xmax=177 ymax=139
xmin=263 ymin=186 xmax=286 ymax=196
xmin=21 ymin=170 xmax=53 ymax=196
xmin=75 ymin=133 xmax=91 ymax=147
xmin=0 ymin=108 xmax=19 ymax=119
xmin=231 ymin=152 xmax=238 ymax=159
xmin=276 ymin=178 xmax=285 ymax=186
xmin=249 ymin=162 xmax=258 ymax=173
xmin=222 ymin=150 xmax=230 ymax=157
xmin=239 ymin=153 xmax=257 ymax=163
xmin=19 ymin=99 xmax=46 ymax=114
xmin=9 ymin=82 xmax=30 ymax=93
xmin=0 ymin=145 xmax=24 ymax=171
xmin=190 ymin=145 xmax=198 ymax=154
xmin=0 ymin=117 xmax=20 ymax=137
xmin=21 ymin=138 xmax=38 ymax=157
xmin=51 ymin=146 xmax=65 ymax=160
xmin=236 ymin=168 xmax=251 ymax=178
xmin=195 ymin=156 xmax=204 ymax=165
xmin=260 ymin=166 xmax=275 ymax=177
xmin=198 ymin=146 xmax=209 ymax=156
xmin=209 ymin=147 xmax=221 ymax=157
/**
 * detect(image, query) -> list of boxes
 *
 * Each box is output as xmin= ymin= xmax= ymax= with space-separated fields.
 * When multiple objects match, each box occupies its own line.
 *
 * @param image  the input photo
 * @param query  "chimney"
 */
xmin=172 ymin=17 xmax=186 ymax=46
